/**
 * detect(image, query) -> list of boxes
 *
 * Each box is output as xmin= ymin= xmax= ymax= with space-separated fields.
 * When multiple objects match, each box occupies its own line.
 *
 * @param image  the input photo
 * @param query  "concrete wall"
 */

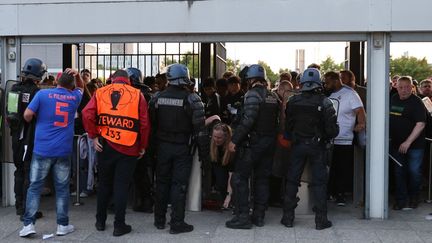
xmin=0 ymin=0 xmax=431 ymax=37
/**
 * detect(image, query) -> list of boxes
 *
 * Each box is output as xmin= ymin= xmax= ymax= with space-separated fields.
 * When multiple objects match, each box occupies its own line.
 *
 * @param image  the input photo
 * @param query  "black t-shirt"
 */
xmin=224 ymin=91 xmax=244 ymax=124
xmin=205 ymin=92 xmax=226 ymax=119
xmin=390 ymin=94 xmax=427 ymax=149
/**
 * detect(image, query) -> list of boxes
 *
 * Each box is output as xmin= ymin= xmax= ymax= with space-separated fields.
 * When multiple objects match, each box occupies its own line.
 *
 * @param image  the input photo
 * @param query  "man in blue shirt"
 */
xmin=19 ymin=68 xmax=83 ymax=238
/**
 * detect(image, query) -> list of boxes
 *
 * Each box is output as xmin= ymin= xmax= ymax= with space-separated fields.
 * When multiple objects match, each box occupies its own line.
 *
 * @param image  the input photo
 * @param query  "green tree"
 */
xmin=226 ymin=58 xmax=241 ymax=74
xmin=257 ymin=60 xmax=278 ymax=83
xmin=162 ymin=52 xmax=200 ymax=78
xmin=279 ymin=68 xmax=290 ymax=74
xmin=319 ymin=56 xmax=344 ymax=74
xmin=390 ymin=56 xmax=432 ymax=81
xmin=97 ymin=64 xmax=105 ymax=70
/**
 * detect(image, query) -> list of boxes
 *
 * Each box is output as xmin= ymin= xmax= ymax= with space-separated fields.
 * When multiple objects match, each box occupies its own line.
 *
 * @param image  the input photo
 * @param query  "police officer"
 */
xmin=126 ymin=67 xmax=152 ymax=102
xmin=125 ymin=67 xmax=154 ymax=213
xmin=149 ymin=64 xmax=209 ymax=234
xmin=281 ymin=68 xmax=339 ymax=230
xmin=225 ymin=64 xmax=279 ymax=229
xmin=7 ymin=58 xmax=46 ymax=221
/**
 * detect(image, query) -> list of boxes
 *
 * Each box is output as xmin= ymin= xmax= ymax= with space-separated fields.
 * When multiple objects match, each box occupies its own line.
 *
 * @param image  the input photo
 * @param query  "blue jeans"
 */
xmin=23 ymin=154 xmax=71 ymax=226
xmin=391 ymin=147 xmax=424 ymax=203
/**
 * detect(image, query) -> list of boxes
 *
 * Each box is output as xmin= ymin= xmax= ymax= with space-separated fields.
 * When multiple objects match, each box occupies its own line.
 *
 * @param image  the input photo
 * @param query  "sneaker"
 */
xmin=393 ymin=203 xmax=403 ymax=210
xmin=393 ymin=202 xmax=411 ymax=210
xmin=402 ymin=206 xmax=413 ymax=211
xmin=425 ymin=213 xmax=432 ymax=220
xmin=79 ymin=192 xmax=89 ymax=198
xmin=19 ymin=223 xmax=36 ymax=237
xmin=336 ymin=194 xmax=346 ymax=207
xmin=56 ymin=224 xmax=75 ymax=236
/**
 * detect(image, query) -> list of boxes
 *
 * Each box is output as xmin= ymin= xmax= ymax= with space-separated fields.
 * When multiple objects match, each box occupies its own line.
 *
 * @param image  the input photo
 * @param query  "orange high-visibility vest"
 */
xmin=96 ymin=83 xmax=140 ymax=146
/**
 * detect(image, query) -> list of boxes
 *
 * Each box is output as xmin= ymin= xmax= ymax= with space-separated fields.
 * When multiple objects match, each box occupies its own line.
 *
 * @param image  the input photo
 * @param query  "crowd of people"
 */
xmin=6 ymin=57 xmax=432 ymax=238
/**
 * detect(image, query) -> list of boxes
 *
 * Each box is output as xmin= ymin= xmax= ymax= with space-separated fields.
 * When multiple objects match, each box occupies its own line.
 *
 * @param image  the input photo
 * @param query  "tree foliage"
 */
xmin=226 ymin=58 xmax=241 ymax=74
xmin=162 ymin=52 xmax=200 ymax=78
xmin=279 ymin=68 xmax=290 ymax=74
xmin=257 ymin=60 xmax=279 ymax=83
xmin=390 ymin=56 xmax=432 ymax=81
xmin=319 ymin=56 xmax=344 ymax=74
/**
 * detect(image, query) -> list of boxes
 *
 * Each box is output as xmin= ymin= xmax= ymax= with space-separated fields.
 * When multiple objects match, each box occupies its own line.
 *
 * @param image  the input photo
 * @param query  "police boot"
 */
xmin=280 ymin=210 xmax=295 ymax=228
xmin=169 ymin=221 xmax=194 ymax=234
xmin=315 ymin=210 xmax=332 ymax=230
xmin=154 ymin=214 xmax=166 ymax=230
xmin=281 ymin=196 xmax=299 ymax=227
xmin=251 ymin=206 xmax=266 ymax=227
xmin=226 ymin=213 xmax=252 ymax=229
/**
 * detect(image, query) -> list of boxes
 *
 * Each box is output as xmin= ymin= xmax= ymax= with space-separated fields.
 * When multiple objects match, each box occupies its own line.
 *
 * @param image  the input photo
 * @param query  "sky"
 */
xmin=225 ymin=42 xmax=432 ymax=73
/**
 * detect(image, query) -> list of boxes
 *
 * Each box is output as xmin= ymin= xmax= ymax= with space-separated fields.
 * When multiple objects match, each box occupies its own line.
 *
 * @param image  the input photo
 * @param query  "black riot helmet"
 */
xmin=165 ymin=63 xmax=191 ymax=86
xmin=125 ymin=67 xmax=143 ymax=86
xmin=300 ymin=68 xmax=322 ymax=91
xmin=245 ymin=64 xmax=267 ymax=81
xmin=21 ymin=58 xmax=47 ymax=81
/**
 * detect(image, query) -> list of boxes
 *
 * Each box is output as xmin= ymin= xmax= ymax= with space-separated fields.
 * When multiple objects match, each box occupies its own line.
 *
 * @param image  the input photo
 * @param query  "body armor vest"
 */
xmin=156 ymin=86 xmax=192 ymax=143
xmin=290 ymin=93 xmax=325 ymax=140
xmin=254 ymin=88 xmax=279 ymax=135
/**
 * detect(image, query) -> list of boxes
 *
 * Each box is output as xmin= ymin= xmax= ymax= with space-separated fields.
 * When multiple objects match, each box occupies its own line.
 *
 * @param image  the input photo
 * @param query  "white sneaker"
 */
xmin=425 ymin=213 xmax=432 ymax=220
xmin=56 ymin=224 xmax=74 ymax=236
xmin=19 ymin=223 xmax=36 ymax=237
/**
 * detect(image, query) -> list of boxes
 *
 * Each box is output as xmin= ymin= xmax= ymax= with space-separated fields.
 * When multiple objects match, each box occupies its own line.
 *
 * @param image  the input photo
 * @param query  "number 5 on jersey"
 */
xmin=54 ymin=102 xmax=69 ymax=127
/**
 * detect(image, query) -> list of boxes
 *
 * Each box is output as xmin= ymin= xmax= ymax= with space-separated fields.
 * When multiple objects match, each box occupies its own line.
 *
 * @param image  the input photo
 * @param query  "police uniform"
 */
xmin=8 ymin=80 xmax=39 ymax=216
xmin=6 ymin=58 xmax=46 ymax=218
xmin=226 ymin=64 xmax=279 ymax=229
xmin=281 ymin=68 xmax=339 ymax=230
xmin=149 ymin=64 xmax=209 ymax=234
xmin=126 ymin=67 xmax=155 ymax=213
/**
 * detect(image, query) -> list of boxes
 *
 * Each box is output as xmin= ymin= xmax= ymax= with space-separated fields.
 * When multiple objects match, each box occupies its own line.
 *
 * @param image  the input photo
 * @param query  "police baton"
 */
xmin=388 ymin=153 xmax=403 ymax=167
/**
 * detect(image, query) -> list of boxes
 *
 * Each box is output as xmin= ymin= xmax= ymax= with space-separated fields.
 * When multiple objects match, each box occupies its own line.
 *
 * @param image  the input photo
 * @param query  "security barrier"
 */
xmin=73 ymin=133 xmax=87 ymax=206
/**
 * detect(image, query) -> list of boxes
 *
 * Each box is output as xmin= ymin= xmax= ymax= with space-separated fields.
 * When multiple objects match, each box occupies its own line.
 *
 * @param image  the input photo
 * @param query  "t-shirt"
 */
xmin=390 ymin=94 xmax=426 ymax=149
xmin=329 ymin=85 xmax=363 ymax=145
xmin=27 ymin=87 xmax=83 ymax=157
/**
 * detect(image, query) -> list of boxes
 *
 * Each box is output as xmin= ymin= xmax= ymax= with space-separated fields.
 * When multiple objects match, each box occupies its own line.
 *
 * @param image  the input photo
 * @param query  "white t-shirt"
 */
xmin=329 ymin=85 xmax=363 ymax=145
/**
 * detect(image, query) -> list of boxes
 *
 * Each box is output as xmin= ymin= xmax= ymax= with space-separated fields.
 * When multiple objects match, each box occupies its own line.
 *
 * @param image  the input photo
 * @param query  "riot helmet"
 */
xmin=245 ymin=64 xmax=267 ymax=81
xmin=165 ymin=63 xmax=191 ymax=86
xmin=125 ymin=67 xmax=143 ymax=86
xmin=299 ymin=68 xmax=322 ymax=91
xmin=21 ymin=58 xmax=47 ymax=80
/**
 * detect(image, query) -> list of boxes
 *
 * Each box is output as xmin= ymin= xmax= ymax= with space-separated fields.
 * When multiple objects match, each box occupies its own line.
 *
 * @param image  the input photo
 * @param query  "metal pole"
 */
xmin=74 ymin=134 xmax=83 ymax=206
xmin=426 ymin=138 xmax=432 ymax=203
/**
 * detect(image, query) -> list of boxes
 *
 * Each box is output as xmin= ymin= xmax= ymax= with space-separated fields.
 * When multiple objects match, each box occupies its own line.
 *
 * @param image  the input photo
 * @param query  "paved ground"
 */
xmin=0 ymin=196 xmax=431 ymax=243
